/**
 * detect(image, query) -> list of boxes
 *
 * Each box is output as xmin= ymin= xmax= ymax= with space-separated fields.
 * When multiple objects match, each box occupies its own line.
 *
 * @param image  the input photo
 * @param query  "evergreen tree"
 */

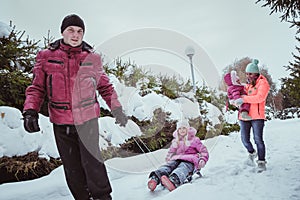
xmin=103 ymin=58 xmax=193 ymax=99
xmin=256 ymin=0 xmax=300 ymax=32
xmin=280 ymin=38 xmax=300 ymax=108
xmin=0 ymin=22 xmax=40 ymax=73
xmin=257 ymin=0 xmax=300 ymax=108
xmin=0 ymin=22 xmax=40 ymax=111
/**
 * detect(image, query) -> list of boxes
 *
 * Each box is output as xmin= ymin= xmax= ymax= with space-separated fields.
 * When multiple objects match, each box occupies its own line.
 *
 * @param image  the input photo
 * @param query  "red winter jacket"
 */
xmin=24 ymin=39 xmax=121 ymax=125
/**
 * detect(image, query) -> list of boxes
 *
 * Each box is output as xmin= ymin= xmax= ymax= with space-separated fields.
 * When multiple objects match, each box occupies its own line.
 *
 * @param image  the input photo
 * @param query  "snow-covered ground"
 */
xmin=0 ymin=105 xmax=299 ymax=200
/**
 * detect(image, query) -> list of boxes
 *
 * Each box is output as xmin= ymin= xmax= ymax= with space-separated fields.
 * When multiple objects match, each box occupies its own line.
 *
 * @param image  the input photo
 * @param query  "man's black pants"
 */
xmin=53 ymin=118 xmax=112 ymax=200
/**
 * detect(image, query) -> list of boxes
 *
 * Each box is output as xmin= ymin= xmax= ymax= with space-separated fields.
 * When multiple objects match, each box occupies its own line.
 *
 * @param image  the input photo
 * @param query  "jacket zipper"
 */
xmin=50 ymin=103 xmax=68 ymax=110
xmin=67 ymin=50 xmax=72 ymax=111
xmin=49 ymin=74 xmax=52 ymax=97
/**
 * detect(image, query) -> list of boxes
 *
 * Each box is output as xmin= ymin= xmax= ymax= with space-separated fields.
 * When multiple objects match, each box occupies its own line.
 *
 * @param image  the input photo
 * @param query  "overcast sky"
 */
xmin=1 ymin=0 xmax=297 ymax=87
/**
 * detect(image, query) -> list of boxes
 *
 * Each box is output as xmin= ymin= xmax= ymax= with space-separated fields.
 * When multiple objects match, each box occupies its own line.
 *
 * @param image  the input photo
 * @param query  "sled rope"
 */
xmin=115 ymin=121 xmax=162 ymax=169
xmin=137 ymin=136 xmax=161 ymax=164
xmin=132 ymin=136 xmax=160 ymax=168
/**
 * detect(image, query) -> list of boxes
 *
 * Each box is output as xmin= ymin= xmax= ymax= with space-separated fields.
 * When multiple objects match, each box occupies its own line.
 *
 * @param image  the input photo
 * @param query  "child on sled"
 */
xmin=147 ymin=120 xmax=209 ymax=191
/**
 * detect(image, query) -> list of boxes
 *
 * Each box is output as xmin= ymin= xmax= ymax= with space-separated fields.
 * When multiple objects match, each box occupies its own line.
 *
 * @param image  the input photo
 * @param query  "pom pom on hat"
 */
xmin=61 ymin=14 xmax=85 ymax=33
xmin=176 ymin=119 xmax=190 ymax=129
xmin=246 ymin=59 xmax=259 ymax=73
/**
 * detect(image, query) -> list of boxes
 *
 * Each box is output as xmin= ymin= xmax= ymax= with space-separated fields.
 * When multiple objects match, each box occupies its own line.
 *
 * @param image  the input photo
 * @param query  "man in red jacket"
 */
xmin=23 ymin=14 xmax=127 ymax=200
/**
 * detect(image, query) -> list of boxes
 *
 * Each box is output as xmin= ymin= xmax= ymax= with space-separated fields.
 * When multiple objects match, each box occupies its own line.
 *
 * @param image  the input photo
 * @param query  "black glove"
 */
xmin=23 ymin=109 xmax=40 ymax=133
xmin=111 ymin=107 xmax=128 ymax=127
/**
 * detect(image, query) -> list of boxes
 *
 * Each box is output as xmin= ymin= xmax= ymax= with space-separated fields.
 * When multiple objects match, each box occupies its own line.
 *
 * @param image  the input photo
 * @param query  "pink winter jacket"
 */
xmin=166 ymin=127 xmax=209 ymax=170
xmin=224 ymin=72 xmax=247 ymax=100
xmin=23 ymin=39 xmax=121 ymax=125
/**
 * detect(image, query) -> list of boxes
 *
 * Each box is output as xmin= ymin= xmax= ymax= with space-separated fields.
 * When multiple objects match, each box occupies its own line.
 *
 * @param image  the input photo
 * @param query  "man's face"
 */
xmin=62 ymin=26 xmax=84 ymax=47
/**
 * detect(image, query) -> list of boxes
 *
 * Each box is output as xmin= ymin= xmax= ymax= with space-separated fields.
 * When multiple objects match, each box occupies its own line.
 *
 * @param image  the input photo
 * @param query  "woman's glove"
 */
xmin=234 ymin=98 xmax=244 ymax=107
xmin=23 ymin=109 xmax=40 ymax=133
xmin=112 ymin=107 xmax=128 ymax=127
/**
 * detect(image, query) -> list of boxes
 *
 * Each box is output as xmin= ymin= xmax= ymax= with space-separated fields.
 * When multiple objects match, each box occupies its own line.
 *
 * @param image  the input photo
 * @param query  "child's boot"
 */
xmin=161 ymin=174 xmax=180 ymax=191
xmin=148 ymin=175 xmax=159 ymax=191
xmin=241 ymin=111 xmax=252 ymax=121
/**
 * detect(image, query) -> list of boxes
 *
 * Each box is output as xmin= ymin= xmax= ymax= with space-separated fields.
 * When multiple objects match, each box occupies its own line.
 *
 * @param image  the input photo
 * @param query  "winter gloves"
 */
xmin=112 ymin=107 xmax=128 ymax=127
xmin=165 ymin=153 xmax=173 ymax=162
xmin=23 ymin=109 xmax=40 ymax=133
xmin=23 ymin=107 xmax=127 ymax=133
xmin=234 ymin=98 xmax=244 ymax=107
xmin=198 ymin=159 xmax=206 ymax=168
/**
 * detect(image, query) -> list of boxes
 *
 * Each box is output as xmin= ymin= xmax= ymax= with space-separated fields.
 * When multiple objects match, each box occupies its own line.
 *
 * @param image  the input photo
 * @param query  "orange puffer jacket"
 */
xmin=240 ymin=75 xmax=270 ymax=120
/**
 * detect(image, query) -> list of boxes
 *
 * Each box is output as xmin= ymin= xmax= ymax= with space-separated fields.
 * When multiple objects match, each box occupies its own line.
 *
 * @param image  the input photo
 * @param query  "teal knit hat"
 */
xmin=246 ymin=59 xmax=259 ymax=73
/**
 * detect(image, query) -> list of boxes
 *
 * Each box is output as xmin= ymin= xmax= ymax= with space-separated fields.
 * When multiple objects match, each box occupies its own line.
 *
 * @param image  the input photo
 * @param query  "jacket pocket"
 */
xmin=50 ymin=101 xmax=70 ymax=110
xmin=48 ymin=59 xmax=64 ymax=65
xmin=47 ymin=72 xmax=67 ymax=101
xmin=45 ymin=59 xmax=64 ymax=73
xmin=77 ymin=64 xmax=97 ymax=104
xmin=45 ymin=59 xmax=67 ymax=101
xmin=79 ymin=75 xmax=97 ymax=102
xmin=48 ymin=74 xmax=53 ymax=97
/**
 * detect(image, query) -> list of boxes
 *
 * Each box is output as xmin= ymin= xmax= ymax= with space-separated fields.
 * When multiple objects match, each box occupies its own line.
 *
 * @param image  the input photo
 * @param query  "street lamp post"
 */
xmin=185 ymin=46 xmax=196 ymax=93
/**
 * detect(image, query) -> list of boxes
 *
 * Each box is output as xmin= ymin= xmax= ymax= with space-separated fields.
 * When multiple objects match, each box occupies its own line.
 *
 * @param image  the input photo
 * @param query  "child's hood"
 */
xmin=187 ymin=127 xmax=197 ymax=140
xmin=173 ymin=127 xmax=197 ymax=140
xmin=224 ymin=71 xmax=240 ymax=86
xmin=224 ymin=72 xmax=233 ymax=86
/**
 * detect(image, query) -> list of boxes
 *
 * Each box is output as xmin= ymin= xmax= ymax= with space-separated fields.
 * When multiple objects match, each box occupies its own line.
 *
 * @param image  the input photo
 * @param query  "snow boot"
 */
xmin=249 ymin=150 xmax=257 ymax=161
xmin=245 ymin=150 xmax=257 ymax=166
xmin=241 ymin=111 xmax=252 ymax=121
xmin=161 ymin=174 xmax=180 ymax=191
xmin=148 ymin=175 xmax=159 ymax=191
xmin=257 ymin=160 xmax=267 ymax=173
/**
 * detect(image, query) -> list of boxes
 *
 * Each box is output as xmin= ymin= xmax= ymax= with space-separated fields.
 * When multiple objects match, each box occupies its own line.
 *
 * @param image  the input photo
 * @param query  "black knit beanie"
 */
xmin=60 ymin=14 xmax=85 ymax=33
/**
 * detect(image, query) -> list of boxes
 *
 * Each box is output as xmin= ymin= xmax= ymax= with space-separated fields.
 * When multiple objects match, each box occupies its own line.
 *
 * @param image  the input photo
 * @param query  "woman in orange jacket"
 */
xmin=234 ymin=59 xmax=270 ymax=173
